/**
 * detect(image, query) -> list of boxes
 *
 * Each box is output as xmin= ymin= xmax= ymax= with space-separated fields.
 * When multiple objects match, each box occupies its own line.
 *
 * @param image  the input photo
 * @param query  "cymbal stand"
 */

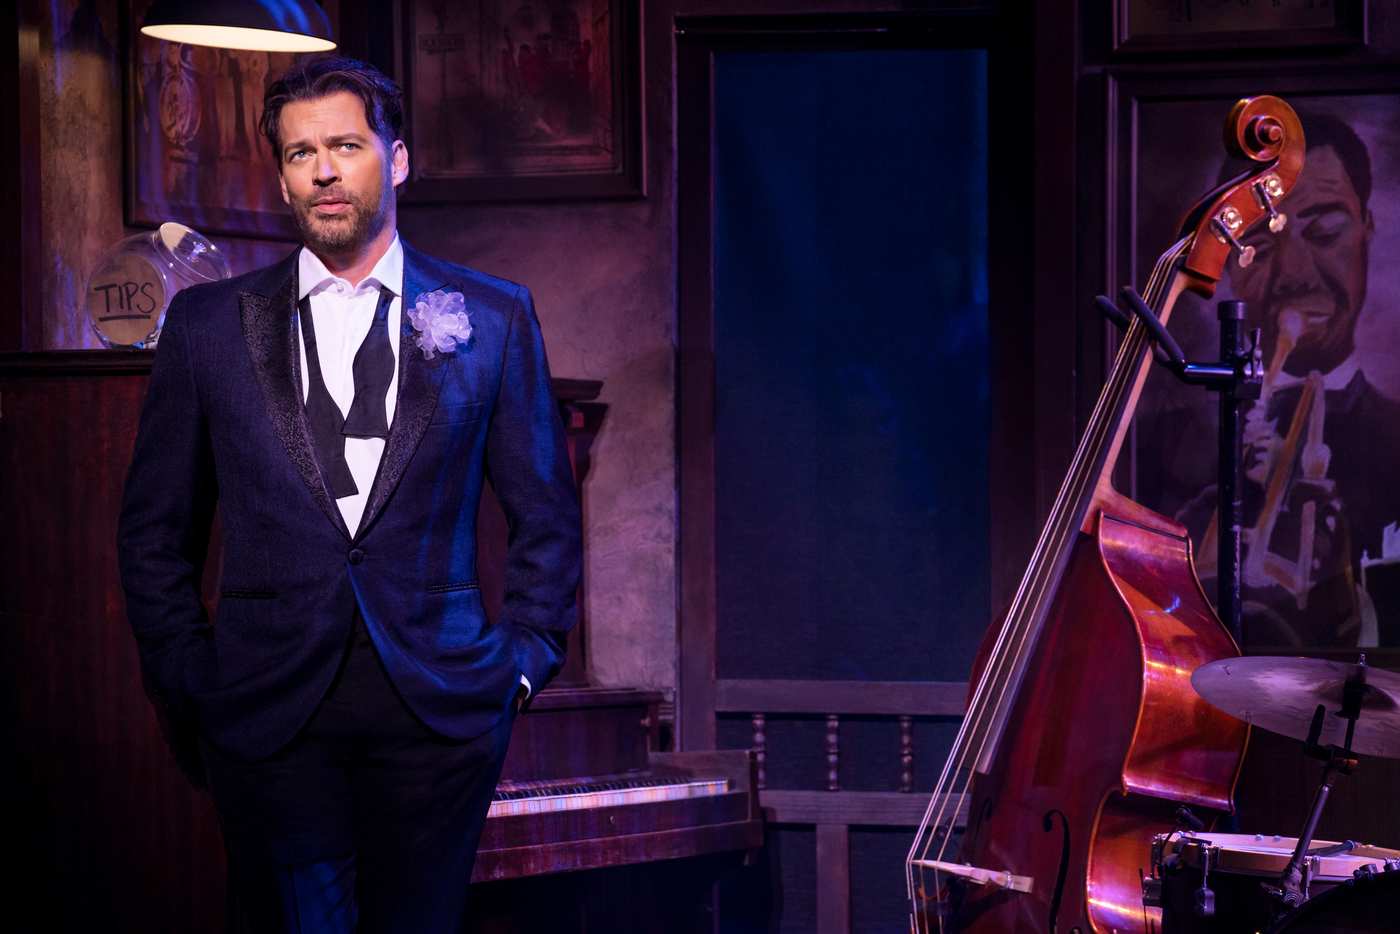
xmin=1096 ymin=290 xmax=1262 ymax=645
xmin=1262 ymin=655 xmax=1366 ymax=912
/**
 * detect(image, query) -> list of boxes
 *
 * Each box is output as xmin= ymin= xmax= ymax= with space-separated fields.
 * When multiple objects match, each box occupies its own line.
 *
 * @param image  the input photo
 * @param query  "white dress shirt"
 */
xmin=296 ymin=235 xmax=530 ymax=698
xmin=297 ymin=235 xmax=403 ymax=537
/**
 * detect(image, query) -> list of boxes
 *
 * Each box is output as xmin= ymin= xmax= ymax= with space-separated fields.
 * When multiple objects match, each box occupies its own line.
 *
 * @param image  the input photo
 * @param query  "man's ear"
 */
xmin=391 ymin=139 xmax=409 ymax=188
xmin=278 ymin=169 xmax=290 ymax=206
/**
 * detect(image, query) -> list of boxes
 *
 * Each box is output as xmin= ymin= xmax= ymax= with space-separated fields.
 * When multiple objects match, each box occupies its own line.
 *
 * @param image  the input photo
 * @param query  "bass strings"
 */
xmin=907 ymin=237 xmax=1191 ymax=932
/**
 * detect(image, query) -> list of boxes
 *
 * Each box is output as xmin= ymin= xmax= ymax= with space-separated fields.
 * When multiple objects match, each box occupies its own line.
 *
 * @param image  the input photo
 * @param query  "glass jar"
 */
xmin=86 ymin=222 xmax=231 ymax=349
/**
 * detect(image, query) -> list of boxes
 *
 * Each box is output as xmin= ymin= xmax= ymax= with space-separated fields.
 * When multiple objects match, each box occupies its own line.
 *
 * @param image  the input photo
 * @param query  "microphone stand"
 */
xmin=1096 ymin=289 xmax=1262 ymax=646
xmin=1214 ymin=300 xmax=1255 ymax=647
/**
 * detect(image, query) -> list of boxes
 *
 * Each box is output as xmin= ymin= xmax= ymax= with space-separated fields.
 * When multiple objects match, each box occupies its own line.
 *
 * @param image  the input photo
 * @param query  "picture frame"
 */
xmin=1108 ymin=70 xmax=1400 ymax=656
xmin=399 ymin=0 xmax=643 ymax=203
xmin=121 ymin=0 xmax=303 ymax=240
xmin=1112 ymin=0 xmax=1367 ymax=54
xmin=122 ymin=0 xmax=302 ymax=240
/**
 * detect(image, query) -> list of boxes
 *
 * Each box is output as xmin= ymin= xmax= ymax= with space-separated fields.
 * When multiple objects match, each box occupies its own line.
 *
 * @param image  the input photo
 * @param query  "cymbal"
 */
xmin=1191 ymin=656 xmax=1400 ymax=758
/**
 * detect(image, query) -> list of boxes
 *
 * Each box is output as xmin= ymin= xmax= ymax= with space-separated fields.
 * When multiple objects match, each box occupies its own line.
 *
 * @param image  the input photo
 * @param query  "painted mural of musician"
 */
xmin=1141 ymin=111 xmax=1400 ymax=648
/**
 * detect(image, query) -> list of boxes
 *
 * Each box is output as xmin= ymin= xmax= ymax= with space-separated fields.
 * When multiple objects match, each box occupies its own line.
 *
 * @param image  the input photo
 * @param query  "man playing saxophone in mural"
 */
xmin=1167 ymin=112 xmax=1400 ymax=648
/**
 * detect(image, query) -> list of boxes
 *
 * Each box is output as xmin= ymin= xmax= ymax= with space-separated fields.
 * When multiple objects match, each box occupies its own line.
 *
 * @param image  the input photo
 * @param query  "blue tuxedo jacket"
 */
xmin=117 ymin=243 xmax=581 ymax=761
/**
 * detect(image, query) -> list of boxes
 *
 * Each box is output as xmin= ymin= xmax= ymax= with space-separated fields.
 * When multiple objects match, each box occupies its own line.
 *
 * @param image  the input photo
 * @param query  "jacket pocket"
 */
xmin=218 ymin=589 xmax=278 ymax=599
xmin=428 ymin=401 xmax=485 ymax=427
xmin=426 ymin=580 xmax=480 ymax=594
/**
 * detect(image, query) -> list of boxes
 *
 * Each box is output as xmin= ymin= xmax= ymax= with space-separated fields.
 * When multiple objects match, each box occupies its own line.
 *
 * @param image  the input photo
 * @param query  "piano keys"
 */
xmin=471 ymin=685 xmax=762 ymax=884
xmin=489 ymin=772 xmax=732 ymax=819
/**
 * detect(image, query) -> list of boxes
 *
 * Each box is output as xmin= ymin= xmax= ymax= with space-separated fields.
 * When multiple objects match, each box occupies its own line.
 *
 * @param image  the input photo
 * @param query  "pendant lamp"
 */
xmin=141 ymin=0 xmax=335 ymax=53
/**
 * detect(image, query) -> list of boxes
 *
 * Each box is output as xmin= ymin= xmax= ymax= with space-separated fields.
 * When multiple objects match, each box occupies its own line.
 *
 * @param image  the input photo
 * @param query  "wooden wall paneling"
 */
xmin=761 ymin=790 xmax=966 ymax=828
xmin=1074 ymin=68 xmax=1122 ymax=490
xmin=674 ymin=24 xmax=718 ymax=753
xmin=335 ymin=0 xmax=397 ymax=76
xmin=984 ymin=0 xmax=1045 ymax=613
xmin=814 ymin=823 xmax=851 ymax=934
xmin=714 ymin=679 xmax=967 ymax=717
xmin=1030 ymin=0 xmax=1085 ymax=528
xmin=466 ymin=852 xmax=735 ymax=934
xmin=1100 ymin=0 xmax=1369 ymax=57
xmin=0 ymin=352 xmax=226 ymax=934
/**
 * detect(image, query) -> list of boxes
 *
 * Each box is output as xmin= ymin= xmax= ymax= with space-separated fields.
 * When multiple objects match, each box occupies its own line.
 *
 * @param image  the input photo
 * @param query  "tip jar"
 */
xmin=86 ymin=222 xmax=232 ymax=349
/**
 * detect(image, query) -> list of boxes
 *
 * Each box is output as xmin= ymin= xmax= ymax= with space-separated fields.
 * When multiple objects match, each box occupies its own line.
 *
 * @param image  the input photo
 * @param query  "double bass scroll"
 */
xmin=906 ymin=96 xmax=1306 ymax=934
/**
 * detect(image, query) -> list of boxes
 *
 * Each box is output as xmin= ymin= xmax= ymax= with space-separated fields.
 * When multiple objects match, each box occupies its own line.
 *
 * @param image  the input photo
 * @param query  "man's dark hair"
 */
xmin=260 ymin=56 xmax=404 ymax=162
xmin=1295 ymin=109 xmax=1372 ymax=212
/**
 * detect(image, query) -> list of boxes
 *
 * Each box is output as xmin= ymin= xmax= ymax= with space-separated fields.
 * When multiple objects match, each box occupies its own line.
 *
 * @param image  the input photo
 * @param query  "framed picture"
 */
xmin=123 ymin=0 xmax=301 ymax=240
xmin=1112 ymin=72 xmax=1400 ymax=654
xmin=399 ymin=0 xmax=643 ymax=203
xmin=1113 ymin=0 xmax=1366 ymax=53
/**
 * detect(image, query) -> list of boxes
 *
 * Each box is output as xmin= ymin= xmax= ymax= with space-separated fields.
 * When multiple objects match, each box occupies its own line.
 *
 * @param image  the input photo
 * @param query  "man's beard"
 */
xmin=290 ymin=182 xmax=388 ymax=256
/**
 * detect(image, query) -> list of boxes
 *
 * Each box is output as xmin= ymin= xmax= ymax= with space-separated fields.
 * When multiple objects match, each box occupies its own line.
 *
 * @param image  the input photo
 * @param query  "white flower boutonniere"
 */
xmin=407 ymin=289 xmax=472 ymax=359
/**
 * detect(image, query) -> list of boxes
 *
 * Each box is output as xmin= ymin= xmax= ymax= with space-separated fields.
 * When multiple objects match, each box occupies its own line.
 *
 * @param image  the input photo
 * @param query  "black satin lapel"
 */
xmin=239 ymin=274 xmax=352 ymax=542
xmin=355 ymin=258 xmax=448 ymax=541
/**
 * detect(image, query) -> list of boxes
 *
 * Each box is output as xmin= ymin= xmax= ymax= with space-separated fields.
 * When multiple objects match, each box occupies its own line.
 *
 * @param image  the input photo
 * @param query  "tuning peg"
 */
xmin=1211 ymin=206 xmax=1255 ymax=268
xmin=1253 ymin=175 xmax=1288 ymax=233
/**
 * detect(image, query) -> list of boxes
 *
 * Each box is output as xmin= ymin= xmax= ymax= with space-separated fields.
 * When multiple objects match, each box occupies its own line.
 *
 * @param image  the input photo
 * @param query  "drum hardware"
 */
xmin=1304 ymin=839 xmax=1357 ymax=858
xmin=1175 ymin=654 xmax=1400 ymax=930
xmin=1262 ymin=665 xmax=1365 ymax=912
xmin=1143 ymin=806 xmax=1211 ymax=913
xmin=1146 ymin=832 xmax=1400 ymax=932
xmin=1141 ymin=868 xmax=1163 ymax=913
xmin=1175 ymin=804 xmax=1206 ymax=833
xmin=1193 ymin=845 xmax=1216 ymax=919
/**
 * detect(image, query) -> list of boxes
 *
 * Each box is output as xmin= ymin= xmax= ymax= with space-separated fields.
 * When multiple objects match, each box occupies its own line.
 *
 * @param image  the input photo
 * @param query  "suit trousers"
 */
xmin=200 ymin=611 xmax=514 ymax=934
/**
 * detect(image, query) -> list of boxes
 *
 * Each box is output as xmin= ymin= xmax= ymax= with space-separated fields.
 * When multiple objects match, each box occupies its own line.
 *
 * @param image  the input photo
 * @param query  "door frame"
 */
xmin=675 ymin=9 xmax=1056 ymax=750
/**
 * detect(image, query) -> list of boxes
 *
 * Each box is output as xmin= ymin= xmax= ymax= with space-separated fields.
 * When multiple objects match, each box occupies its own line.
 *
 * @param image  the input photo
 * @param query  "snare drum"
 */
xmin=1152 ymin=832 xmax=1400 ymax=932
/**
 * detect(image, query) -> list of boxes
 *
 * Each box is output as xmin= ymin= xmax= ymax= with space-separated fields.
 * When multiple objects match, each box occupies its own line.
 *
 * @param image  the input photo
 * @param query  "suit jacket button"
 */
xmin=348 ymin=548 xmax=366 ymax=565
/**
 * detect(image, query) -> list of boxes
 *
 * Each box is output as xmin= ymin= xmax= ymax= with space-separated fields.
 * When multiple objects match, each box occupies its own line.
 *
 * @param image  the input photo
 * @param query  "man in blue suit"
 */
xmin=117 ymin=56 xmax=581 ymax=933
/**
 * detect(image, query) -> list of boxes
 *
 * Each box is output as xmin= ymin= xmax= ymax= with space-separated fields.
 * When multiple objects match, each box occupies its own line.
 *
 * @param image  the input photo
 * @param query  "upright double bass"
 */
xmin=907 ymin=97 xmax=1306 ymax=932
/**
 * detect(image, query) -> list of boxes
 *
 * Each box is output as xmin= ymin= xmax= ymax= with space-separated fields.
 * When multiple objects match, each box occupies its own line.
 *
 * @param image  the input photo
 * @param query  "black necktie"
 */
xmin=343 ymin=286 xmax=396 ymax=439
xmin=298 ymin=286 xmax=395 ymax=499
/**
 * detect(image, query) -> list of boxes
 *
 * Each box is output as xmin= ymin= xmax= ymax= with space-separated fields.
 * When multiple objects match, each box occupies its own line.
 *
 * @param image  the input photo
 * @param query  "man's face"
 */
xmin=1234 ymin=145 xmax=1374 ymax=376
xmin=277 ymin=90 xmax=408 ymax=256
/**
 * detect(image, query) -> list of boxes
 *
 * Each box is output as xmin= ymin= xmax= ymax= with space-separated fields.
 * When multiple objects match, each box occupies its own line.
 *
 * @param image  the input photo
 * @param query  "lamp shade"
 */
xmin=141 ymin=0 xmax=335 ymax=53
